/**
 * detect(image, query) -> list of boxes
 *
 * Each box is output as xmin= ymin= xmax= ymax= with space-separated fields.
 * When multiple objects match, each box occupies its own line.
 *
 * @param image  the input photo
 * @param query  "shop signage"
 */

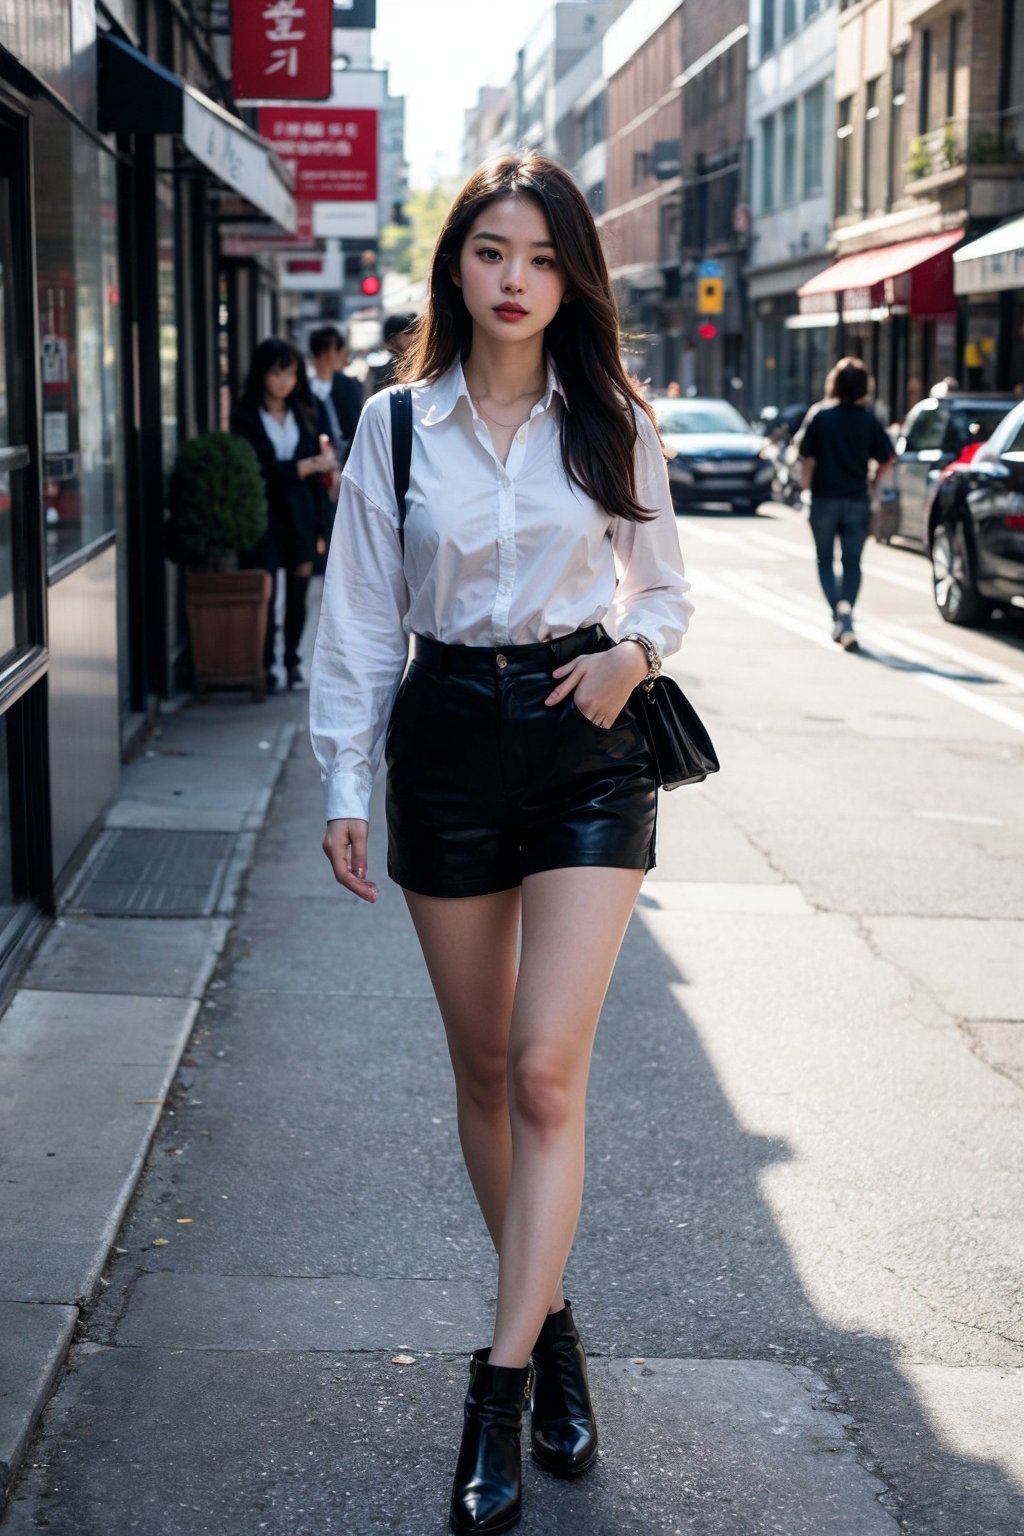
xmin=184 ymin=91 xmax=296 ymax=231
xmin=232 ymin=0 xmax=333 ymax=102
xmin=311 ymin=200 xmax=379 ymax=238
xmin=259 ymin=108 xmax=378 ymax=201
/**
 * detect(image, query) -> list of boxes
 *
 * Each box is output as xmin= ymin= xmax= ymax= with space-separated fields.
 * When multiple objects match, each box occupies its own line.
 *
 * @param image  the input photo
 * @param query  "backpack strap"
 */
xmin=389 ymin=386 xmax=413 ymax=551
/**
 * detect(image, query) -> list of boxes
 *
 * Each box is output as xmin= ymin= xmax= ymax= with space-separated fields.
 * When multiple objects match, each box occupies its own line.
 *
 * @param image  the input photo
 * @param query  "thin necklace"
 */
xmin=470 ymin=390 xmax=541 ymax=430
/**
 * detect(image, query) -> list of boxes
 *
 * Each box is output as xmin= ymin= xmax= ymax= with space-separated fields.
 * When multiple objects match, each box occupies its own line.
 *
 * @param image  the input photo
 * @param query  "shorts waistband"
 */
xmin=411 ymin=625 xmax=608 ymax=676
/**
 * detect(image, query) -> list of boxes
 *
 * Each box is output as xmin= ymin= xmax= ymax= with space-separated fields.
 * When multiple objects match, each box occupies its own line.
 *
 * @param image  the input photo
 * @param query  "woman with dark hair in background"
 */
xmin=231 ymin=337 xmax=336 ymax=690
xmin=310 ymin=153 xmax=693 ymax=1531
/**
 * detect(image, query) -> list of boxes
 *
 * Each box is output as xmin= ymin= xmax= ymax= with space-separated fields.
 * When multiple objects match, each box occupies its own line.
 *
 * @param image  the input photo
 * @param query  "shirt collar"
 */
xmin=420 ymin=357 xmax=568 ymax=427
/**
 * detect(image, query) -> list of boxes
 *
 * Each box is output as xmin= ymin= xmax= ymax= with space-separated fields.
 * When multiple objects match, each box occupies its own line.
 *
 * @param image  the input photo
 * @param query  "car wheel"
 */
xmin=931 ymin=518 xmax=991 ymax=627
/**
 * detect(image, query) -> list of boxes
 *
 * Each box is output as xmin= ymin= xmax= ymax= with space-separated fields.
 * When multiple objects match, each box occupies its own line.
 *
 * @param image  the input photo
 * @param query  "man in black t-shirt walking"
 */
xmin=797 ymin=357 xmax=895 ymax=652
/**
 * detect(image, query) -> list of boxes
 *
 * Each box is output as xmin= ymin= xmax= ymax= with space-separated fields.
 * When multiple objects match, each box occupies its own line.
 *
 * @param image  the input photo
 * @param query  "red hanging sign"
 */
xmin=259 ymin=108 xmax=378 ymax=201
xmin=232 ymin=0 xmax=333 ymax=102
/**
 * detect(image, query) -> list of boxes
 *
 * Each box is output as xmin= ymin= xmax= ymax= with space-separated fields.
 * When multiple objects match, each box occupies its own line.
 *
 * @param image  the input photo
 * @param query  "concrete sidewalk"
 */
xmin=0 ymin=693 xmax=904 ymax=1534
xmin=0 ymin=683 xmax=305 ymax=1513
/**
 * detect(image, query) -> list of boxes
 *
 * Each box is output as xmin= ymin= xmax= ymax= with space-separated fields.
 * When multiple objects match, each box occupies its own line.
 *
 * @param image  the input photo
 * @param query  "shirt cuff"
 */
xmin=324 ymin=769 xmax=373 ymax=824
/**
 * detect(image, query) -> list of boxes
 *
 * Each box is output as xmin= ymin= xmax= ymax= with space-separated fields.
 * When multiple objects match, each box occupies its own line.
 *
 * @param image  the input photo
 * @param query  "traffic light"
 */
xmin=698 ymin=321 xmax=718 ymax=340
xmin=358 ymin=248 xmax=380 ymax=300
xmin=697 ymin=276 xmax=724 ymax=315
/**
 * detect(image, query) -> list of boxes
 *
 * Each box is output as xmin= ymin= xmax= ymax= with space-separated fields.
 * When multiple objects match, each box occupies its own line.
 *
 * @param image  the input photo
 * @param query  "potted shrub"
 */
xmin=167 ymin=432 xmax=272 ymax=700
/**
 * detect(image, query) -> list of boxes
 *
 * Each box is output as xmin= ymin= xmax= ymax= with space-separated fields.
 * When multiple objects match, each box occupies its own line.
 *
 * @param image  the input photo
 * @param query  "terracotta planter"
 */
xmin=185 ymin=569 xmax=273 ymax=701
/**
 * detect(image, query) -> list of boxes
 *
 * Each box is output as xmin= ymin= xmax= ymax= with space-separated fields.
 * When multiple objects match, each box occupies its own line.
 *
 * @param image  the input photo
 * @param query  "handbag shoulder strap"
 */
xmin=389 ymin=386 xmax=413 ymax=551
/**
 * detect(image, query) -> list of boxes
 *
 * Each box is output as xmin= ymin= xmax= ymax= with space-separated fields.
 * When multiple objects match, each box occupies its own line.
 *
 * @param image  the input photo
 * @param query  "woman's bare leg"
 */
xmin=487 ymin=865 xmax=644 ymax=1368
xmin=404 ymin=886 xmax=567 ymax=1315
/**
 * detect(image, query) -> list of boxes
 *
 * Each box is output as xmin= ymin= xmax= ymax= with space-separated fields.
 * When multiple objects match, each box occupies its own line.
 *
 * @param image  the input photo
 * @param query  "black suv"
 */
xmin=928 ymin=396 xmax=1024 ymax=626
xmin=895 ymin=393 xmax=1016 ymax=546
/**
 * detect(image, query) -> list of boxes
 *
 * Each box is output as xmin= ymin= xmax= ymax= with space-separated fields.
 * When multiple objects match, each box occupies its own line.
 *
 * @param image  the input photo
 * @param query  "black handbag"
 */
xmin=635 ymin=674 xmax=719 ymax=789
xmin=389 ymin=386 xmax=718 ymax=789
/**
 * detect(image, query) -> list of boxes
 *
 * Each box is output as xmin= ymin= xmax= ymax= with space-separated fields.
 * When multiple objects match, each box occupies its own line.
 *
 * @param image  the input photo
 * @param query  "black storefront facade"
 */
xmin=0 ymin=0 xmax=293 ymax=987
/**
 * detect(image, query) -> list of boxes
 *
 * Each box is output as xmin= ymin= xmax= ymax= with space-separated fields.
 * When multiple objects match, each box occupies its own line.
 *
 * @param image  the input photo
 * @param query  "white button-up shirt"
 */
xmin=310 ymin=360 xmax=694 ymax=823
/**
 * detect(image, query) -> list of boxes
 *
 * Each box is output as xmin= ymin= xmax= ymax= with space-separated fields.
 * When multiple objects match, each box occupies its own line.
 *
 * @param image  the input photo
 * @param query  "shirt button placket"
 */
xmin=493 ymin=473 xmax=516 ymax=643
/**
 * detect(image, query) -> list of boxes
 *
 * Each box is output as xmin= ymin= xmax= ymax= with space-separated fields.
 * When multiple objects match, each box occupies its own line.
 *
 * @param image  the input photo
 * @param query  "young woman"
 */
xmin=310 ymin=153 xmax=693 ymax=1533
xmin=231 ymin=338 xmax=336 ymax=690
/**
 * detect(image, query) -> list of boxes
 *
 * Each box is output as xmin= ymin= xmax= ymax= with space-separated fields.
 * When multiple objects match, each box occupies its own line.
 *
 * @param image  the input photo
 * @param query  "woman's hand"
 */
xmin=544 ymin=642 xmax=649 ymax=728
xmin=322 ymin=818 xmax=378 ymax=903
xmin=299 ymin=449 xmax=337 ymax=479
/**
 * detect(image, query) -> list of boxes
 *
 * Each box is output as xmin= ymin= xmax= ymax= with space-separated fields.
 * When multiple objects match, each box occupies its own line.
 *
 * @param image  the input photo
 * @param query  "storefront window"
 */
xmin=156 ymin=177 xmax=178 ymax=468
xmin=0 ymin=716 xmax=14 ymax=935
xmin=34 ymin=99 xmax=123 ymax=572
xmin=0 ymin=188 xmax=15 ymax=659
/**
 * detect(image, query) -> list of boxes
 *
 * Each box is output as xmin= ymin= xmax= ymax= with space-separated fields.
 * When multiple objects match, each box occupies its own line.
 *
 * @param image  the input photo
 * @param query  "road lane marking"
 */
xmin=913 ymin=810 xmax=1004 ymax=826
xmin=716 ymin=566 xmax=1024 ymax=691
xmin=701 ymin=569 xmax=1024 ymax=738
xmin=684 ymin=511 xmax=937 ymax=594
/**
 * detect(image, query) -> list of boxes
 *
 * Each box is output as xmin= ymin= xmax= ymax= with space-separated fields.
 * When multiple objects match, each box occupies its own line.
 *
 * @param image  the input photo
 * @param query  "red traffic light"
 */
xmin=698 ymin=321 xmax=718 ymax=340
xmin=360 ymin=274 xmax=381 ymax=296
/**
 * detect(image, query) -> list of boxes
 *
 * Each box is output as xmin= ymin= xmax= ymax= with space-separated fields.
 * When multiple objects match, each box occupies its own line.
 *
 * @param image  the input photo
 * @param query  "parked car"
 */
xmin=652 ymin=396 xmax=774 ymax=514
xmin=894 ymin=393 xmax=1016 ymax=546
xmin=756 ymin=401 xmax=810 ymax=442
xmin=927 ymin=396 xmax=1024 ymax=626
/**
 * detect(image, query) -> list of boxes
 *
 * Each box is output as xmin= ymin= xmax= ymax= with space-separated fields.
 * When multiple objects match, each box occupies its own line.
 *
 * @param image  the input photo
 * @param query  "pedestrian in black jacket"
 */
xmin=231 ymin=338 xmax=336 ymax=690
xmin=797 ymin=356 xmax=895 ymax=652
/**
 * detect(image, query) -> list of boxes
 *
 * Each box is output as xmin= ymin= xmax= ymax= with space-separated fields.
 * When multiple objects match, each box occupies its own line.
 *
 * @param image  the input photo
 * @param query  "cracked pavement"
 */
xmin=4 ymin=511 xmax=1024 ymax=1535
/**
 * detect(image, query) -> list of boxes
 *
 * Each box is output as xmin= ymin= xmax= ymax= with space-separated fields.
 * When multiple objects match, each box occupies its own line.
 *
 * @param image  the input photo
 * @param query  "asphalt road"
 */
xmin=4 ymin=507 xmax=1023 ymax=1535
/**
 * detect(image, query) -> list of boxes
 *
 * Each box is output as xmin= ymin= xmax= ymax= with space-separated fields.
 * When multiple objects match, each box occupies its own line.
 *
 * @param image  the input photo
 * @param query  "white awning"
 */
xmin=182 ymin=89 xmax=295 ymax=234
xmin=98 ymin=34 xmax=296 ymax=233
xmin=953 ymin=216 xmax=1024 ymax=295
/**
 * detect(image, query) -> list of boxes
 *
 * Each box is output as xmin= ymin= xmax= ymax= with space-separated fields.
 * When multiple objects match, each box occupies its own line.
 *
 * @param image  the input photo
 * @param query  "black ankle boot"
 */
xmin=450 ymin=1348 xmax=531 ymax=1534
xmin=530 ymin=1300 xmax=598 ymax=1476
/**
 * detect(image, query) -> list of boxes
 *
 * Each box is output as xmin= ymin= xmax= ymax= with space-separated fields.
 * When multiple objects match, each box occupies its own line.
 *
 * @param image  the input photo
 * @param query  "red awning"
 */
xmin=797 ymin=229 xmax=964 ymax=321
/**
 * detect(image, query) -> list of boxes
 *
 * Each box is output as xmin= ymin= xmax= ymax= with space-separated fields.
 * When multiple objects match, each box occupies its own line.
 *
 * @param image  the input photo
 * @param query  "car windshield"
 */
xmin=654 ymin=400 xmax=750 ymax=436
xmin=950 ymin=402 xmax=1014 ymax=443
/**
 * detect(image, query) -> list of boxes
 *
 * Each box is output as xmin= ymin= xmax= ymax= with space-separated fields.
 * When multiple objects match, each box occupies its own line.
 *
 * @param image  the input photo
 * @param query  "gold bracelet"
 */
xmin=622 ymin=632 xmax=662 ymax=695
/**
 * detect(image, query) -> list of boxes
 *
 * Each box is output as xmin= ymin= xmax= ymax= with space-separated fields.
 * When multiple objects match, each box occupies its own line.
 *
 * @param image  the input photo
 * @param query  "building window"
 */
xmin=781 ymin=102 xmax=798 ymax=203
xmin=762 ymin=0 xmax=776 ymax=55
xmin=805 ymin=0 xmax=821 ymax=16
xmin=803 ymin=82 xmax=825 ymax=194
xmin=761 ymin=115 xmax=777 ymax=209
xmin=580 ymin=93 xmax=606 ymax=153
xmin=782 ymin=0 xmax=798 ymax=38
xmin=863 ymin=77 xmax=883 ymax=212
xmin=836 ymin=95 xmax=854 ymax=215
xmin=919 ymin=28 xmax=932 ymax=132
xmin=946 ymin=14 xmax=959 ymax=120
xmin=889 ymin=50 xmax=906 ymax=203
xmin=34 ymin=98 xmax=123 ymax=573
xmin=633 ymin=149 xmax=650 ymax=185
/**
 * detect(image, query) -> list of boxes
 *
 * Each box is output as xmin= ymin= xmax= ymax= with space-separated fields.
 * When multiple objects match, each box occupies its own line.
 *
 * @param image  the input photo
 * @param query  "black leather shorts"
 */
xmin=384 ymin=625 xmax=657 ymax=899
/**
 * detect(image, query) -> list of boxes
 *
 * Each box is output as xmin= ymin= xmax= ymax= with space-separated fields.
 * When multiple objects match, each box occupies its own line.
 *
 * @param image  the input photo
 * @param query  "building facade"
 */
xmin=676 ymin=0 xmax=750 ymax=401
xmin=747 ymin=0 xmax=837 ymax=412
xmin=600 ymin=0 xmax=684 ymax=386
xmin=797 ymin=0 xmax=1024 ymax=421
xmin=0 ymin=0 xmax=294 ymax=984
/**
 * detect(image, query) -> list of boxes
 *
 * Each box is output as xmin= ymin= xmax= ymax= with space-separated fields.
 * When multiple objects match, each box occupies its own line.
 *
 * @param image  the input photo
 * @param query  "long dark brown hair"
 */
xmin=240 ymin=336 xmax=318 ymax=435
xmin=398 ymin=153 xmax=657 ymax=522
